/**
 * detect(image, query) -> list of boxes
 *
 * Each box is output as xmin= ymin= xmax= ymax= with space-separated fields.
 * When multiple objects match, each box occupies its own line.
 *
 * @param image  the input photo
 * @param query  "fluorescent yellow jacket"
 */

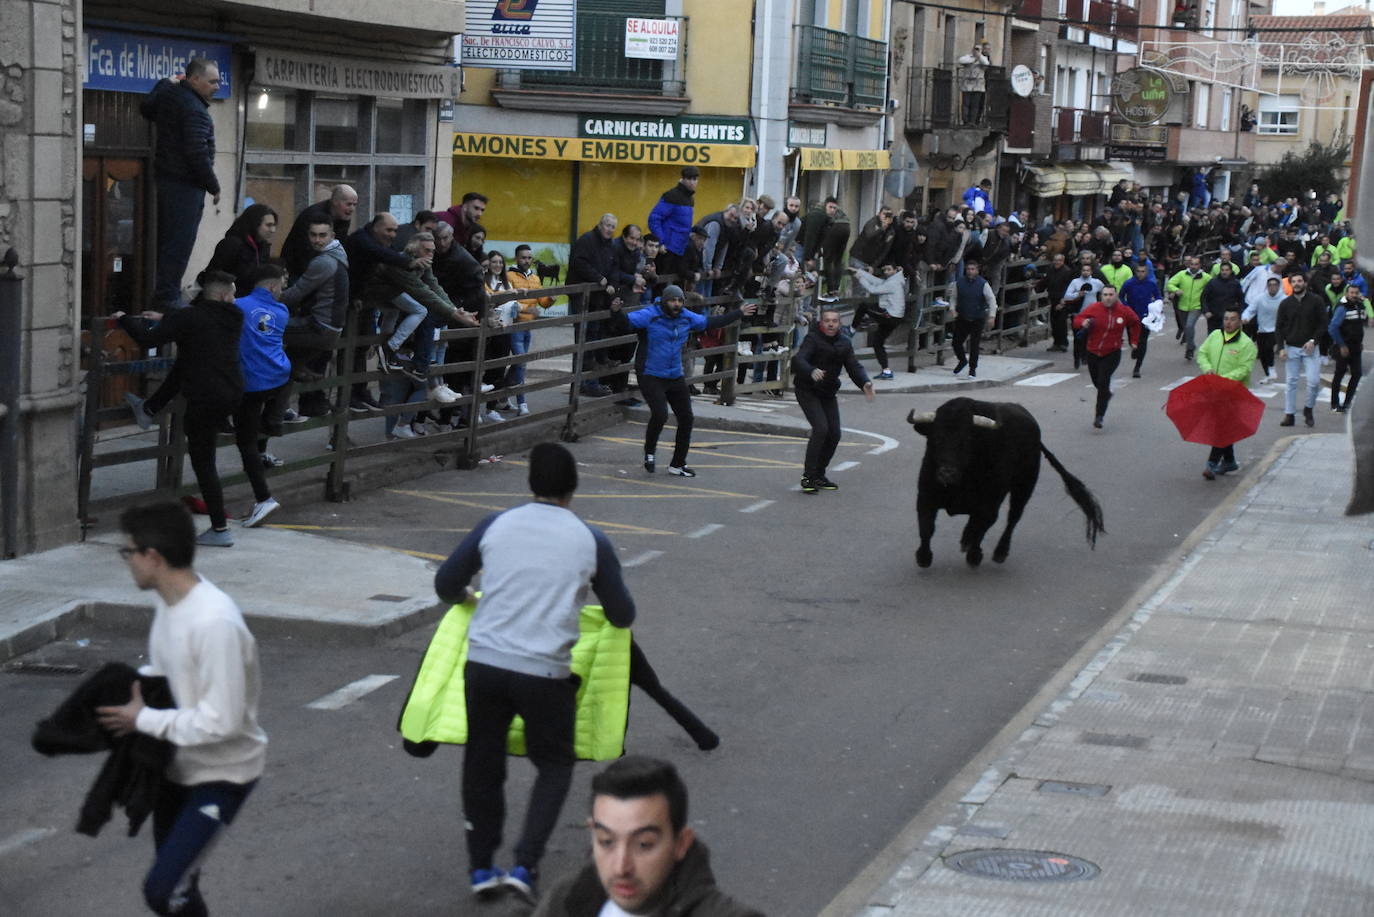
xmin=1167 ymin=269 xmax=1208 ymax=312
xmin=399 ymin=600 xmax=632 ymax=760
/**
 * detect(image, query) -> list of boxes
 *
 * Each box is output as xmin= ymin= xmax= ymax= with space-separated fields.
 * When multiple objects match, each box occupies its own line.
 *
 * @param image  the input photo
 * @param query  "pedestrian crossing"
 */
xmin=1018 ymin=371 xmax=1328 ymax=403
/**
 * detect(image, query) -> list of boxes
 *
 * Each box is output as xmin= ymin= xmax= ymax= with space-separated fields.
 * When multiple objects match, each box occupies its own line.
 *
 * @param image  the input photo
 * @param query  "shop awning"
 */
xmin=1023 ymin=164 xmax=1066 ymax=197
xmin=1062 ymin=164 xmax=1107 ymax=196
xmin=798 ymin=148 xmax=891 ymax=171
xmin=1024 ymin=162 xmax=1130 ymax=197
xmin=1088 ymin=163 xmax=1132 ymax=188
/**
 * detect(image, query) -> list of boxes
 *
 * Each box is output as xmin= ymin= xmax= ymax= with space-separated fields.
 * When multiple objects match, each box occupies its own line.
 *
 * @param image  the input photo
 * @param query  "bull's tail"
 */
xmin=1040 ymin=444 xmax=1105 ymax=547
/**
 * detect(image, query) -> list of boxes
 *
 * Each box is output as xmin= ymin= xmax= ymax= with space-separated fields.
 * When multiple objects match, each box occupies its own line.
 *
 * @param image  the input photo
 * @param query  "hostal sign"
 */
xmin=1112 ymin=68 xmax=1171 ymax=127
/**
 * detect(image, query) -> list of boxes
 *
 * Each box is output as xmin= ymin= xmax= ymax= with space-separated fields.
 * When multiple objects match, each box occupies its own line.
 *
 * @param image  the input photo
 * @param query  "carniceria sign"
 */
xmin=578 ymin=115 xmax=751 ymax=145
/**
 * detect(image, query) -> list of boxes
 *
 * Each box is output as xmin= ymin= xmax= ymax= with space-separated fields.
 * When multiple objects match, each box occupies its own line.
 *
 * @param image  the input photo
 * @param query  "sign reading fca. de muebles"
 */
xmin=462 ymin=0 xmax=577 ymax=71
xmin=83 ymin=28 xmax=232 ymax=98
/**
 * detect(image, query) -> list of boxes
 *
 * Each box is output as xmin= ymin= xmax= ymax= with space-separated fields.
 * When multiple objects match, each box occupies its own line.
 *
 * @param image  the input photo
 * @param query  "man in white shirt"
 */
xmin=98 ymin=501 xmax=267 ymax=917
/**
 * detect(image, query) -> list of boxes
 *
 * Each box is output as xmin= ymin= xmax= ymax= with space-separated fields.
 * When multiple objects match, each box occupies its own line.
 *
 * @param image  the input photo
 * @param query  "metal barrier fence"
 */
xmin=76 ymin=261 xmax=1056 ymax=525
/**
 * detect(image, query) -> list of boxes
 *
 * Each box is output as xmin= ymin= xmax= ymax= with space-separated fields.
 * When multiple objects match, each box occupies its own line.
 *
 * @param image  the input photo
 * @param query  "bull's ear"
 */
xmin=907 ymin=410 xmax=935 ymax=437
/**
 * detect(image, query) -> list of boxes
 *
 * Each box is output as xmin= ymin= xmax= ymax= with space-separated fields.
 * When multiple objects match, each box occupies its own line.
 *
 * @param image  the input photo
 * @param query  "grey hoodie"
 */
xmin=282 ymin=240 xmax=349 ymax=332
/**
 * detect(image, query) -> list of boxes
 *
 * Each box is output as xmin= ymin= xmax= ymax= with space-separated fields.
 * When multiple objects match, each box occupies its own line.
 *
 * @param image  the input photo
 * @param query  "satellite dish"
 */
xmin=885 ymin=140 xmax=919 ymax=198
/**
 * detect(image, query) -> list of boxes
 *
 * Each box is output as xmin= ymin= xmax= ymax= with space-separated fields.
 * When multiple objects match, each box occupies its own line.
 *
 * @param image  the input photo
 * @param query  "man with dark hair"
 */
xmin=281 ymin=217 xmax=350 ymax=418
xmin=1073 ymin=284 xmax=1141 ymax=429
xmin=438 ymin=191 xmax=489 ymax=250
xmin=648 ymin=166 xmax=698 ymax=282
xmin=393 ymin=209 xmax=439 ymax=252
xmin=98 ymin=500 xmax=266 ymax=917
xmin=1276 ymin=272 xmax=1328 ymax=427
xmin=949 ymin=261 xmax=998 ymax=378
xmin=231 ymin=264 xmax=290 ymax=525
xmin=1037 ymin=251 xmax=1076 ymax=352
xmin=116 ymin=272 xmax=245 ymax=546
xmin=281 ymin=185 xmax=359 ymax=278
xmin=568 ymin=213 xmax=622 ymax=397
xmin=434 ymin=442 xmax=636 ymax=902
xmin=532 ymin=756 xmax=762 ymax=916
xmin=140 ymin=57 xmax=222 ymax=310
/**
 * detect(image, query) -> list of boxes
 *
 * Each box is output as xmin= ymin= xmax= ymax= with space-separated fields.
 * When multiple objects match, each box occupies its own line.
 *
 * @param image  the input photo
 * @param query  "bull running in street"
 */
xmin=907 ymin=398 xmax=1105 ymax=567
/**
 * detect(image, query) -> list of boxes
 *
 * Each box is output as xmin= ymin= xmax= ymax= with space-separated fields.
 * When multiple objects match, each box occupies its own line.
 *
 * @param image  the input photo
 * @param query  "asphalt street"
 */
xmin=2 ymin=346 xmax=1315 ymax=916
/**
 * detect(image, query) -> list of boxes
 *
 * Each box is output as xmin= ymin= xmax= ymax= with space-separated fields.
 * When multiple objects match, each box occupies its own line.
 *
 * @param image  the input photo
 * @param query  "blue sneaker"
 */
xmin=503 ymin=865 xmax=537 ymax=902
xmin=1202 ymin=462 xmax=1217 ymax=481
xmin=470 ymin=867 xmax=506 ymax=899
xmin=1216 ymin=459 xmax=1239 ymax=475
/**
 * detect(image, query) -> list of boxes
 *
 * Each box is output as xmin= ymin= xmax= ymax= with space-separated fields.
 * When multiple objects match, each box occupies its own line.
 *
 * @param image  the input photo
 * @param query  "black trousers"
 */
xmin=1085 ymin=349 xmax=1122 ymax=418
xmin=183 ymin=401 xmax=235 ymax=530
xmin=867 ymin=313 xmax=902 ymax=370
xmin=1207 ymin=444 xmax=1236 ymax=465
xmin=640 ymin=374 xmax=693 ymax=467
xmin=795 ymin=386 xmax=842 ymax=479
xmin=1254 ymin=331 xmax=1276 ymax=376
xmin=1050 ymin=304 xmax=1070 ymax=347
xmin=1331 ymin=327 xmax=1364 ymax=408
xmin=952 ymin=318 xmax=983 ymax=369
xmin=233 ymin=386 xmax=288 ymax=503
xmin=1133 ymin=326 xmax=1150 ymax=373
xmin=462 ymin=661 xmax=577 ymax=873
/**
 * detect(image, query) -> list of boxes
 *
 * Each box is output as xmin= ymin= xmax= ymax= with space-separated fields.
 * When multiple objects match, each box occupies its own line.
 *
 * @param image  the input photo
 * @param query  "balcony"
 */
xmin=905 ymin=66 xmax=1010 ymax=133
xmin=789 ymin=24 xmax=887 ymax=124
xmin=1017 ymin=0 xmax=1045 ymax=19
xmin=1060 ymin=0 xmax=1139 ymax=44
xmin=492 ymin=12 xmax=689 ymax=115
xmin=1052 ymin=107 xmax=1109 ymax=144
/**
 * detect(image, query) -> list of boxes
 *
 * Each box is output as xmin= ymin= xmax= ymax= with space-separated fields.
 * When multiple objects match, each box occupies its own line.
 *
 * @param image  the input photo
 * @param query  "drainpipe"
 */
xmin=0 ymin=248 xmax=22 ymax=558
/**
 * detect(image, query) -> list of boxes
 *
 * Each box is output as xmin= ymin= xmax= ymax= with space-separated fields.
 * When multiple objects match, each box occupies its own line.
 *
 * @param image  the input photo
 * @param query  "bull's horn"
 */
xmin=908 ymin=410 xmax=935 ymax=425
xmin=972 ymin=415 xmax=1001 ymax=430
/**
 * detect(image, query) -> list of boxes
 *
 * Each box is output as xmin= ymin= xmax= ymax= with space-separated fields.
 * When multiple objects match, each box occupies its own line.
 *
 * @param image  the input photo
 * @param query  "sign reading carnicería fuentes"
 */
xmin=255 ymin=49 xmax=459 ymax=99
xmin=579 ymin=115 xmax=751 ymax=145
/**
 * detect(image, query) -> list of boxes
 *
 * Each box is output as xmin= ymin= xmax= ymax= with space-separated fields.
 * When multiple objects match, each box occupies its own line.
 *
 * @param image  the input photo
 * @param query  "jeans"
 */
xmin=1181 ymin=309 xmax=1203 ymax=353
xmin=384 ymin=293 xmax=428 ymax=353
xmin=639 ymin=374 xmax=694 ymax=467
xmin=508 ymin=328 xmax=531 ymax=404
xmin=1085 ymin=349 xmax=1122 ymax=418
xmin=1283 ymin=345 xmax=1321 ymax=413
xmin=144 ymin=779 xmax=256 ymax=916
xmin=795 ymin=386 xmax=842 ymax=478
xmin=154 ymin=179 xmax=206 ymax=309
xmin=463 ymin=661 xmax=576 ymax=872
xmin=379 ymin=375 xmax=429 ymax=434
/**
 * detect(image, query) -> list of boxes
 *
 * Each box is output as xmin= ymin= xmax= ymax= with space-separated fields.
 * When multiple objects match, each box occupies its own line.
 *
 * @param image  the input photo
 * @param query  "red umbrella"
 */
xmin=1165 ymin=374 xmax=1265 ymax=447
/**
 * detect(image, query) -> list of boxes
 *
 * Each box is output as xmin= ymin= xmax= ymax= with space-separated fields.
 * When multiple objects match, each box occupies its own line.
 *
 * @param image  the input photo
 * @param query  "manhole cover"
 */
xmin=945 ymin=848 xmax=1100 ymax=882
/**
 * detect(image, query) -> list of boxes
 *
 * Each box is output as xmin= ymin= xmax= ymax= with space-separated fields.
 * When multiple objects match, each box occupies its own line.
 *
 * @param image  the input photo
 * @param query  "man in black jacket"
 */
xmin=140 ymin=58 xmax=221 ymax=310
xmin=342 ymin=213 xmax=428 ymax=410
xmin=1037 ymin=252 xmax=1076 ymax=351
xmin=568 ymin=214 xmax=621 ymax=397
xmin=1276 ymin=273 xmax=1328 ymax=428
xmin=1200 ymin=262 xmax=1244 ymax=335
xmin=281 ymin=185 xmax=359 ymax=278
xmin=532 ymin=757 xmax=762 ymax=917
xmin=116 ymin=272 xmax=244 ymax=545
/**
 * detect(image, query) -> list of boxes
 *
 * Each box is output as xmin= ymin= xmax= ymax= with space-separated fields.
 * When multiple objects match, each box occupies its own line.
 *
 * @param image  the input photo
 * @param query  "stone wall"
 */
xmin=0 ymin=0 xmax=81 ymax=554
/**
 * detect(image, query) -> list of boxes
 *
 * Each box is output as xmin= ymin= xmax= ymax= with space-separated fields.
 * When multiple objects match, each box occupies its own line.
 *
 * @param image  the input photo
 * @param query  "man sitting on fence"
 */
xmin=848 ymin=262 xmax=907 ymax=381
xmin=281 ymin=216 xmax=349 ymax=419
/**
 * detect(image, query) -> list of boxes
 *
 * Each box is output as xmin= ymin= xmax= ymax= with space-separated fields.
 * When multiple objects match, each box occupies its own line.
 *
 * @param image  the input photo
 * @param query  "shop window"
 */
xmin=1258 ymin=95 xmax=1299 ymax=135
xmin=315 ymin=95 xmax=368 ymax=153
xmin=376 ymin=98 xmax=428 ymax=155
xmin=244 ymin=163 xmax=308 ymax=234
xmin=375 ymin=166 xmax=426 ymax=224
xmin=313 ymin=164 xmax=372 ymax=211
xmin=246 ymin=88 xmax=300 ymax=150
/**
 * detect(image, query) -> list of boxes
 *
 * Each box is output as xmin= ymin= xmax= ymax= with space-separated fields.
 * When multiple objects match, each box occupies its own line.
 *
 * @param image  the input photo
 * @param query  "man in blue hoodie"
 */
xmin=610 ymin=286 xmax=755 ymax=477
xmin=232 ymin=265 xmax=291 ymax=527
xmin=647 ymin=166 xmax=698 ymax=283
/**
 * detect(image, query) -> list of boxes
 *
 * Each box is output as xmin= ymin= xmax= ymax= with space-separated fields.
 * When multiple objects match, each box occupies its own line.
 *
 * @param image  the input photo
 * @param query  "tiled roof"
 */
xmin=1250 ymin=14 xmax=1372 ymax=64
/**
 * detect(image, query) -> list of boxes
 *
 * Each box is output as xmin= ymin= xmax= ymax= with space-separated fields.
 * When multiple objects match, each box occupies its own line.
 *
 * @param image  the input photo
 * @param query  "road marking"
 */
xmin=686 ymin=524 xmax=724 ymax=539
xmin=1015 ymin=372 xmax=1078 ymax=387
xmin=1252 ymin=389 xmax=1279 ymax=399
xmin=1160 ymin=376 xmax=1194 ymax=391
xmin=306 ymin=675 xmax=400 ymax=710
xmin=843 ymin=427 xmax=900 ymax=455
xmin=831 ymin=461 xmax=860 ymax=472
xmin=0 ymin=827 xmax=55 ymax=857
xmin=731 ymin=404 xmax=776 ymax=413
xmin=623 ymin=550 xmax=664 ymax=567
xmin=739 ymin=500 xmax=774 ymax=513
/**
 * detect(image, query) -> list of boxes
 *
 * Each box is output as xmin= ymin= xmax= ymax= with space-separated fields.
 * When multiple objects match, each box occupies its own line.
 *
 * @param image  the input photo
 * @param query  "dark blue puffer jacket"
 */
xmin=648 ymin=184 xmax=695 ymax=256
xmin=139 ymin=79 xmax=219 ymax=194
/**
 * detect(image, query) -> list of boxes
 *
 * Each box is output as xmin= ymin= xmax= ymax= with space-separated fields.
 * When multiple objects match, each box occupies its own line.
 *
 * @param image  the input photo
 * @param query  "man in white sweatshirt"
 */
xmin=98 ymin=501 xmax=267 ymax=917
xmin=849 ymin=262 xmax=908 ymax=380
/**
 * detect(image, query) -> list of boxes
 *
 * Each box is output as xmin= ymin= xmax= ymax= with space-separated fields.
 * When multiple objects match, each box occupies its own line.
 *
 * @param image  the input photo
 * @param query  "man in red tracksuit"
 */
xmin=1073 ymin=284 xmax=1141 ymax=429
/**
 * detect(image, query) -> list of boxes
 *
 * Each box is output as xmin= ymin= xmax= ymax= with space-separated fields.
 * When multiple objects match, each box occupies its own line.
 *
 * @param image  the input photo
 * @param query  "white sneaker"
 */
xmin=479 ymin=383 xmax=496 ymax=394
xmin=389 ymin=423 xmax=419 ymax=440
xmin=429 ymin=383 xmax=461 ymax=404
xmin=480 ymin=410 xmax=504 ymax=424
xmin=737 ymin=343 xmax=754 ymax=356
xmin=517 ymin=403 xmax=530 ymax=415
xmin=241 ymin=497 xmax=280 ymax=528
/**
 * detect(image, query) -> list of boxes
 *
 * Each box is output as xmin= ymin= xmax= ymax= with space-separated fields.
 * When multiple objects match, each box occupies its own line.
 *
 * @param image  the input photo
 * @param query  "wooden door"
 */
xmin=81 ymin=157 xmax=148 ymax=410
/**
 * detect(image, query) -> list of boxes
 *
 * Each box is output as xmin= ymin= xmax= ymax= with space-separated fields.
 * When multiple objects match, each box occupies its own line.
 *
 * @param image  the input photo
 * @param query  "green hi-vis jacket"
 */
xmin=399 ymin=600 xmax=632 ymax=760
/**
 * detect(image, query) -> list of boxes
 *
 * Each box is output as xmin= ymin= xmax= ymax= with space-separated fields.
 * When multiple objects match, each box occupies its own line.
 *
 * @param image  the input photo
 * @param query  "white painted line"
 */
xmin=831 ymin=461 xmax=860 ymax=472
xmin=732 ymin=404 xmax=775 ymax=413
xmin=686 ymin=524 xmax=724 ymax=539
xmin=1252 ymin=389 xmax=1279 ymax=399
xmin=1160 ymin=376 xmax=1195 ymax=391
xmin=1014 ymin=372 xmax=1078 ymax=387
xmin=739 ymin=500 xmax=774 ymax=514
xmin=0 ymin=827 xmax=56 ymax=857
xmin=306 ymin=674 xmax=400 ymax=711
xmin=843 ymin=427 xmax=899 ymax=455
xmin=623 ymin=550 xmax=664 ymax=568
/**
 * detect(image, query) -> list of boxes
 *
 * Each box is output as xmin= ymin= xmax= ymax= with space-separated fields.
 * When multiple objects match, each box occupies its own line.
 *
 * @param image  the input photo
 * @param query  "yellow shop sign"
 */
xmin=451 ymin=131 xmax=756 ymax=168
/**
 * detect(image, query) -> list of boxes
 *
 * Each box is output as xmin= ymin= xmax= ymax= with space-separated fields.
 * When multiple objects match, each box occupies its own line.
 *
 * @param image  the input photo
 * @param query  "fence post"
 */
xmin=0 ymin=250 xmax=23 ymax=558
xmin=563 ymin=305 xmax=584 ymax=442
xmin=76 ymin=315 xmax=105 ymax=536
xmin=720 ymin=322 xmax=739 ymax=406
xmin=326 ymin=317 xmax=357 ymax=502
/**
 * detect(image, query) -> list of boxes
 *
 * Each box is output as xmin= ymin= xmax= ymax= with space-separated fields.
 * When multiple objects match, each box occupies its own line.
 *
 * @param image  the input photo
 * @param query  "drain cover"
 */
xmin=3 ymin=662 xmax=85 ymax=676
xmin=945 ymin=848 xmax=1100 ymax=882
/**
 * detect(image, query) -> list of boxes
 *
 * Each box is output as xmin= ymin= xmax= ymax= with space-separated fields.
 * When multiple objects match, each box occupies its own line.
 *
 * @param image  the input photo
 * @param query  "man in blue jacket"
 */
xmin=232 ymin=265 xmax=291 ymax=527
xmin=141 ymin=58 xmax=222 ymax=310
xmin=610 ymin=286 xmax=755 ymax=477
xmin=647 ymin=166 xmax=698 ymax=283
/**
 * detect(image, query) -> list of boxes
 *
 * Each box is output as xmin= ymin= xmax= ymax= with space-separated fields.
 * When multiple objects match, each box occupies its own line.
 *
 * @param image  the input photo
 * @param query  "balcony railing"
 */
xmin=519 ymin=12 xmax=685 ymax=95
xmin=1053 ymin=106 xmax=1109 ymax=144
xmin=1017 ymin=0 xmax=1045 ymax=18
xmin=906 ymin=65 xmax=1009 ymax=133
xmin=1061 ymin=0 xmax=1140 ymax=42
xmin=791 ymin=24 xmax=887 ymax=110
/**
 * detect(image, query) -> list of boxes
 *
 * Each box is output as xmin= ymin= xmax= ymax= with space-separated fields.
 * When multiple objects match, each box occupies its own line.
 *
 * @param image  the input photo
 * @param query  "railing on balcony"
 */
xmin=1061 ymin=0 xmax=1139 ymax=42
xmin=906 ymin=66 xmax=1009 ymax=133
xmin=1052 ymin=106 xmax=1110 ymax=144
xmin=519 ymin=12 xmax=685 ymax=95
xmin=792 ymin=24 xmax=887 ymax=110
xmin=1017 ymin=0 xmax=1045 ymax=18
xmin=1115 ymin=4 xmax=1139 ymax=41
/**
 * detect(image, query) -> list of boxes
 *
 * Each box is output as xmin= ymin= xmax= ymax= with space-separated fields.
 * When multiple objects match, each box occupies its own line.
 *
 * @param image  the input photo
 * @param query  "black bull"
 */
xmin=908 ymin=398 xmax=1105 ymax=567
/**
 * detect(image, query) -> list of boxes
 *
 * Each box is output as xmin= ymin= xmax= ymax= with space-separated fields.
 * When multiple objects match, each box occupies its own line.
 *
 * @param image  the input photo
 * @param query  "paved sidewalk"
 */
xmin=850 ymin=432 xmax=1374 ymax=916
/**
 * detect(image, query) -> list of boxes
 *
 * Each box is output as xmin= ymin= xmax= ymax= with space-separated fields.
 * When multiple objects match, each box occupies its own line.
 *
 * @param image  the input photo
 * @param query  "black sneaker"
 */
xmin=1303 ymin=407 xmax=1314 ymax=427
xmin=349 ymin=393 xmax=382 ymax=413
xmin=814 ymin=476 xmax=839 ymax=491
xmin=667 ymin=465 xmax=696 ymax=478
xmin=644 ymin=454 xmax=655 ymax=473
xmin=800 ymin=477 xmax=818 ymax=494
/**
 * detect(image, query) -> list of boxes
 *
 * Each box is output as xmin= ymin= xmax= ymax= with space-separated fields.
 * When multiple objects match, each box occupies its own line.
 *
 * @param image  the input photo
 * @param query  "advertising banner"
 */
xmin=83 ymin=28 xmax=232 ymax=98
xmin=462 ymin=0 xmax=577 ymax=71
xmin=452 ymin=131 xmax=756 ymax=168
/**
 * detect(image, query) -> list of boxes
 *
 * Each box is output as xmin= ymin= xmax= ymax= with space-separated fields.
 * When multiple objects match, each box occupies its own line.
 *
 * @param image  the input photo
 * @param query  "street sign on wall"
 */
xmin=461 ymin=0 xmax=576 ymax=71
xmin=83 ymin=28 xmax=232 ymax=98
